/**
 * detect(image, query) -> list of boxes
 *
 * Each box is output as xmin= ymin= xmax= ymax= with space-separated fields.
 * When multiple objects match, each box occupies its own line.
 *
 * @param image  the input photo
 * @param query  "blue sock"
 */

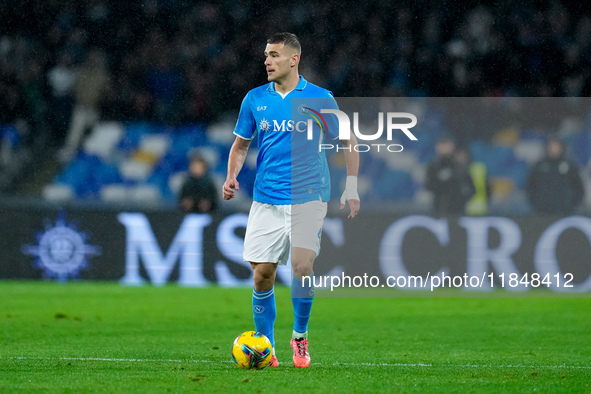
xmin=291 ymin=274 xmax=314 ymax=334
xmin=252 ymin=288 xmax=276 ymax=348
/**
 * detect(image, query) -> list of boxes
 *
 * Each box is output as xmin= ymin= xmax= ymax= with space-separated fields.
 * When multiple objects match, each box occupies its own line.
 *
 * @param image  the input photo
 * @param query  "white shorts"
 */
xmin=243 ymin=200 xmax=328 ymax=265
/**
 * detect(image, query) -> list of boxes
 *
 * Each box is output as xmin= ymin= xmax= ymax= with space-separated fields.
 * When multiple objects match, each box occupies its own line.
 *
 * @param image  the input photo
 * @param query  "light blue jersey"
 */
xmin=234 ymin=76 xmax=339 ymax=204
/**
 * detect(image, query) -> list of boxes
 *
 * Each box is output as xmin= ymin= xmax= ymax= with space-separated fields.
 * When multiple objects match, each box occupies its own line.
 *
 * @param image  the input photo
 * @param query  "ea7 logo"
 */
xmin=257 ymin=106 xmax=267 ymax=111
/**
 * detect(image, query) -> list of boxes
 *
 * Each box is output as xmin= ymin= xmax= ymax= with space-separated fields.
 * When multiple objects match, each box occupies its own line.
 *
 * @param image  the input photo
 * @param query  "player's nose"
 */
xmin=264 ymin=57 xmax=272 ymax=66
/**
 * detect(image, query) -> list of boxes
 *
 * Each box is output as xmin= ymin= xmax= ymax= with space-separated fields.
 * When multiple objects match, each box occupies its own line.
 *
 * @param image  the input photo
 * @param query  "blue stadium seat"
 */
xmin=470 ymin=141 xmax=529 ymax=189
xmin=416 ymin=133 xmax=437 ymax=163
xmin=1 ymin=124 xmax=20 ymax=148
xmin=168 ymin=125 xmax=209 ymax=165
xmin=95 ymin=162 xmax=123 ymax=185
xmin=374 ymin=170 xmax=417 ymax=200
xmin=520 ymin=129 xmax=547 ymax=141
xmin=147 ymin=171 xmax=172 ymax=199
xmin=211 ymin=143 xmax=232 ymax=174
xmin=360 ymin=155 xmax=387 ymax=179
xmin=565 ymin=131 xmax=591 ymax=167
xmin=118 ymin=122 xmax=165 ymax=152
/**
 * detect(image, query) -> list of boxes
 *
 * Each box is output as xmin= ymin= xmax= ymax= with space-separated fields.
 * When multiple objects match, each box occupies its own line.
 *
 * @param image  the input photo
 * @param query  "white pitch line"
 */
xmin=1 ymin=356 xmax=590 ymax=369
xmin=326 ymin=362 xmax=591 ymax=369
xmin=5 ymin=356 xmax=214 ymax=364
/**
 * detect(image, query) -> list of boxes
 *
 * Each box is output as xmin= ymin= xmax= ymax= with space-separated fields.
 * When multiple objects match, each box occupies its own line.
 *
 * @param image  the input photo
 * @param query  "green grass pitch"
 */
xmin=0 ymin=282 xmax=590 ymax=393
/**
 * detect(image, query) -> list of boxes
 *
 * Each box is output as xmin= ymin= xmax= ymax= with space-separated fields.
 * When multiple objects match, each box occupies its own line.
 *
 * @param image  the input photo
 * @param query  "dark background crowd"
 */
xmin=3 ymin=0 xmax=591 ymax=135
xmin=0 ymin=0 xmax=590 ymax=210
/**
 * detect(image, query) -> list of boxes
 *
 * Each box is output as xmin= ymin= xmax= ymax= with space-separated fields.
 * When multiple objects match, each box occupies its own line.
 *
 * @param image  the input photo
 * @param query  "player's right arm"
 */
xmin=224 ymin=92 xmax=256 ymax=200
xmin=223 ymin=136 xmax=251 ymax=200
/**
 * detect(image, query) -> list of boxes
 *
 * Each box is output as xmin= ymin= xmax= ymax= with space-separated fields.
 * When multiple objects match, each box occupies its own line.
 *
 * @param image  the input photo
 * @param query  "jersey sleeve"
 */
xmin=233 ymin=92 xmax=256 ymax=140
xmin=323 ymin=92 xmax=340 ymax=140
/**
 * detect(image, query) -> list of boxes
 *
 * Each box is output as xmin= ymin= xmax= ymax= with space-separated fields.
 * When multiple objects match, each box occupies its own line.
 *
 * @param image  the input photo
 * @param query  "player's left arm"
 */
xmin=340 ymin=133 xmax=360 ymax=219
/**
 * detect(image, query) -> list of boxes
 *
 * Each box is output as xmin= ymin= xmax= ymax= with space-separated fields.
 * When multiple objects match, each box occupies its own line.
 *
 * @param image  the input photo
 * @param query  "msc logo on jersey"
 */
xmin=22 ymin=213 xmax=101 ymax=281
xmin=258 ymin=118 xmax=313 ymax=134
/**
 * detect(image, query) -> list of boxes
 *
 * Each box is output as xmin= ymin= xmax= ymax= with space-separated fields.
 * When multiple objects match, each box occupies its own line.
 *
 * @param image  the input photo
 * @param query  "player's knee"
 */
xmin=291 ymin=262 xmax=313 ymax=280
xmin=253 ymin=274 xmax=273 ymax=291
xmin=291 ymin=250 xmax=315 ymax=279
xmin=252 ymin=264 xmax=276 ymax=291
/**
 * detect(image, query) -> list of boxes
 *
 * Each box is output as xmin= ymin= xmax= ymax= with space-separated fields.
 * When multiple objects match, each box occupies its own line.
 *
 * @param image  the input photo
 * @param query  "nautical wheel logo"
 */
xmin=259 ymin=118 xmax=271 ymax=132
xmin=22 ymin=213 xmax=101 ymax=281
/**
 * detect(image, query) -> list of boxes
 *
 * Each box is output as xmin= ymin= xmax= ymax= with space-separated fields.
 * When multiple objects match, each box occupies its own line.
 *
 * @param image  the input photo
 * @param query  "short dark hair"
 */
xmin=267 ymin=32 xmax=301 ymax=55
xmin=546 ymin=135 xmax=564 ymax=146
xmin=437 ymin=136 xmax=455 ymax=145
xmin=189 ymin=151 xmax=208 ymax=167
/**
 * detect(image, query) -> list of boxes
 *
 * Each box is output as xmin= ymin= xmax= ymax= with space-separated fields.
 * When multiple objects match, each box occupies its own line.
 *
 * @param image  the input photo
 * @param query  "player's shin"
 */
xmin=291 ymin=273 xmax=314 ymax=337
xmin=252 ymin=288 xmax=277 ymax=350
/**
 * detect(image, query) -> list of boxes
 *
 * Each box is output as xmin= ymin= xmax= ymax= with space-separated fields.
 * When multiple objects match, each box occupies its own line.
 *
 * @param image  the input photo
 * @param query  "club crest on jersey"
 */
xmin=22 ymin=212 xmax=101 ymax=281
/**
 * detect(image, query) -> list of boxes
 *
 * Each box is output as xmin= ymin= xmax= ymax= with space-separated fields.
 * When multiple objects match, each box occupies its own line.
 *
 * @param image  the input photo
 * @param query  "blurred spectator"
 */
xmin=2 ymin=0 xmax=591 ymax=143
xmin=58 ymin=50 xmax=109 ymax=162
xmin=47 ymin=52 xmax=76 ymax=145
xmin=526 ymin=136 xmax=584 ymax=214
xmin=426 ymin=138 xmax=475 ymax=215
xmin=0 ymin=80 xmax=30 ymax=167
xmin=455 ymin=147 xmax=490 ymax=216
xmin=179 ymin=155 xmax=218 ymax=214
xmin=0 ymin=0 xmax=591 ymax=201
xmin=143 ymin=30 xmax=182 ymax=124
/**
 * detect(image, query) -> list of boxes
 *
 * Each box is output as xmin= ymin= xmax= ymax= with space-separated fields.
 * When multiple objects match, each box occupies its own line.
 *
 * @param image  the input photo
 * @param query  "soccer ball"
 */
xmin=231 ymin=331 xmax=273 ymax=369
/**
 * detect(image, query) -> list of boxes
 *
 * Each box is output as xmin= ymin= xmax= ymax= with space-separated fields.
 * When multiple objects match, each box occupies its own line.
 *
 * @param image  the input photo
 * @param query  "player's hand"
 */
xmin=223 ymin=178 xmax=239 ymax=200
xmin=340 ymin=193 xmax=360 ymax=219
xmin=340 ymin=176 xmax=360 ymax=219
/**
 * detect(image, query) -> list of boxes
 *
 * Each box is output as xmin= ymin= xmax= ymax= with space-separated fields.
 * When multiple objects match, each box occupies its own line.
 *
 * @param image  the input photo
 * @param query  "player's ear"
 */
xmin=291 ymin=54 xmax=300 ymax=68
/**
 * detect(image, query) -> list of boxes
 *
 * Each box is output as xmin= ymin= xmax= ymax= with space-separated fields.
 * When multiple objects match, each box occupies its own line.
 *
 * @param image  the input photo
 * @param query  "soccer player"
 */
xmin=223 ymin=32 xmax=360 ymax=368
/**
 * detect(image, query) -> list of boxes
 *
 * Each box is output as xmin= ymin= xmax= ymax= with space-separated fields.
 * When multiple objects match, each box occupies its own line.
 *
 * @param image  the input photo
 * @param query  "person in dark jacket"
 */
xmin=425 ymin=137 xmax=475 ymax=215
xmin=526 ymin=136 xmax=584 ymax=214
xmin=179 ymin=155 xmax=218 ymax=213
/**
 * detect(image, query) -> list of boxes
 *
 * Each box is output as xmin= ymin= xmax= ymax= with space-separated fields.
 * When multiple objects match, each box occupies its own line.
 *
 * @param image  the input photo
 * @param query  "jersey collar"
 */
xmin=267 ymin=75 xmax=308 ymax=93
